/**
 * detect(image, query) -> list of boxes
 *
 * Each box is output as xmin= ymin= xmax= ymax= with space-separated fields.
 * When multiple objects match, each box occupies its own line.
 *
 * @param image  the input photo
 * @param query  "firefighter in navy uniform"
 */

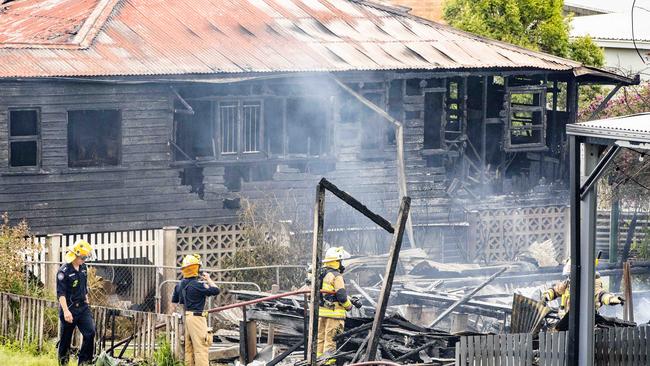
xmin=172 ymin=254 xmax=220 ymax=366
xmin=317 ymin=247 xmax=362 ymax=364
xmin=56 ymin=239 xmax=95 ymax=366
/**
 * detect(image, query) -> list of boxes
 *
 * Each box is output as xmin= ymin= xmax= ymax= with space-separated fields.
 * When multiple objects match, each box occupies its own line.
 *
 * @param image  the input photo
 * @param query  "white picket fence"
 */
xmin=26 ymin=229 xmax=164 ymax=309
xmin=49 ymin=230 xmax=163 ymax=265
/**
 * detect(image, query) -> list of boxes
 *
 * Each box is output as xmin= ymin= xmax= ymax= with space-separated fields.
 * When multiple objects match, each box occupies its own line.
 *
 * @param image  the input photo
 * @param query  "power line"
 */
xmin=618 ymin=166 xmax=650 ymax=191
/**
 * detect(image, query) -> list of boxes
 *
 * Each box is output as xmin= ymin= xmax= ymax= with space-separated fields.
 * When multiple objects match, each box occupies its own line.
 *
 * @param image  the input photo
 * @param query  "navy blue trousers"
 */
xmin=58 ymin=306 xmax=95 ymax=365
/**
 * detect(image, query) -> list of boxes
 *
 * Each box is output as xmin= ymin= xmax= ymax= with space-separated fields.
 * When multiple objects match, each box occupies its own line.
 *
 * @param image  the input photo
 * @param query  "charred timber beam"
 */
xmin=319 ymin=178 xmax=394 ymax=233
xmin=580 ymin=145 xmax=620 ymax=200
xmin=397 ymin=290 xmax=511 ymax=315
xmin=434 ymin=266 xmax=650 ymax=287
xmin=170 ymin=86 xmax=195 ymax=115
xmin=169 ymin=140 xmax=198 ymax=166
xmin=333 ymin=323 xmax=373 ymax=341
xmin=364 ymin=197 xmax=411 ymax=361
xmin=350 ymin=279 xmax=377 ymax=307
xmin=307 ymin=183 xmax=326 ymax=366
xmin=427 ymin=267 xmax=508 ymax=329
xmin=267 ymin=339 xmax=304 ymax=366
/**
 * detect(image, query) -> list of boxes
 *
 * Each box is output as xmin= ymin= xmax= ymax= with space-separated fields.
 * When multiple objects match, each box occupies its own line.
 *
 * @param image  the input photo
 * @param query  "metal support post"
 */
xmin=568 ymin=135 xmax=581 ymax=366
xmin=580 ymin=145 xmax=620 ymax=199
xmin=579 ymin=142 xmax=599 ymax=366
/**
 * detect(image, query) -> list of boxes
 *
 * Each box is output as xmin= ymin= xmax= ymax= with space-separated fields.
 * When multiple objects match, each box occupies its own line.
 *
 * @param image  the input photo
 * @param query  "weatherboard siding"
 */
xmin=0 ymin=81 xmax=231 ymax=233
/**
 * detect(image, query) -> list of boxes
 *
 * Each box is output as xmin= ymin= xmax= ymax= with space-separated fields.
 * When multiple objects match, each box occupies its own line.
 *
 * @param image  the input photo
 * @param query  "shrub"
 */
xmin=0 ymin=213 xmax=40 ymax=295
xmin=221 ymin=197 xmax=308 ymax=291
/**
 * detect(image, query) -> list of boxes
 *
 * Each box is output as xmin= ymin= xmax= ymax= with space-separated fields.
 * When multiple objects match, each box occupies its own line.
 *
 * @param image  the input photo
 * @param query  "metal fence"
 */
xmin=24 ymin=260 xmax=305 ymax=313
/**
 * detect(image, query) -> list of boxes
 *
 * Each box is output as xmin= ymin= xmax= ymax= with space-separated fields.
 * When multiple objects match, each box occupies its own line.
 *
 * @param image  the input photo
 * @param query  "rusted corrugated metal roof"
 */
xmin=0 ymin=0 xmax=585 ymax=78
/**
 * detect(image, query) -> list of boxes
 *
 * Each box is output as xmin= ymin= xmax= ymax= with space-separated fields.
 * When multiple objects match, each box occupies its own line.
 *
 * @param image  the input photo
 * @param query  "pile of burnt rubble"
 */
xmin=208 ymin=247 xmax=647 ymax=364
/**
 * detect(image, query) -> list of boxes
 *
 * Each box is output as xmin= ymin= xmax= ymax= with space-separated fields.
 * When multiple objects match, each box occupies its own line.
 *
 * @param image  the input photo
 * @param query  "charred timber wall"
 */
xmin=0 ymin=74 xmax=573 ymax=263
xmin=0 ymin=82 xmax=234 ymax=233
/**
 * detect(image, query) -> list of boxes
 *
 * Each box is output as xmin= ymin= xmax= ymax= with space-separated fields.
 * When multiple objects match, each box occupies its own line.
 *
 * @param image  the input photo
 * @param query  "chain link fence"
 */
xmin=24 ymin=260 xmax=306 ymax=313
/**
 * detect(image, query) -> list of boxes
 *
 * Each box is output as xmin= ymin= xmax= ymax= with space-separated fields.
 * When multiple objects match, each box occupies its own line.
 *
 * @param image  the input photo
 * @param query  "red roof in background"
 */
xmin=0 ymin=0 xmax=584 ymax=78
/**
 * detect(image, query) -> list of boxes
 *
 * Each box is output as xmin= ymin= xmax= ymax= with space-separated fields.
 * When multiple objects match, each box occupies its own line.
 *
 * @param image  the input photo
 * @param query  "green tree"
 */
xmin=443 ymin=0 xmax=604 ymax=67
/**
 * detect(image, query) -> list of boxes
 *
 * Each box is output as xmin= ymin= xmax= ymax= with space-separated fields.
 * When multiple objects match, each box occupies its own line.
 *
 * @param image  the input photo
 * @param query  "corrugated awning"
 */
xmin=567 ymin=113 xmax=650 ymax=146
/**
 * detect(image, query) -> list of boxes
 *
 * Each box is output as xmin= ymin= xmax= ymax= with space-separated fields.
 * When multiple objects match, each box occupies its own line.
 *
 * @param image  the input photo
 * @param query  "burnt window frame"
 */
xmin=504 ymin=86 xmax=548 ymax=152
xmin=8 ymin=108 xmax=41 ymax=169
xmin=66 ymin=109 xmax=122 ymax=168
xmin=444 ymin=77 xmax=466 ymax=144
xmin=215 ymin=99 xmax=264 ymax=158
xmin=284 ymin=96 xmax=331 ymax=158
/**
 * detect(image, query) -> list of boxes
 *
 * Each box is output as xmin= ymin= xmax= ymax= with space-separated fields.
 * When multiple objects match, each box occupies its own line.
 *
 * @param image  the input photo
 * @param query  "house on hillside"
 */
xmin=0 ymin=0 xmax=635 ymax=265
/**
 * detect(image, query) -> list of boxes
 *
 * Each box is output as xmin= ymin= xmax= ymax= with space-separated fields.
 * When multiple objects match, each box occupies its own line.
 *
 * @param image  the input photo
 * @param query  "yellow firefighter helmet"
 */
xmin=181 ymin=254 xmax=202 ymax=278
xmin=323 ymin=246 xmax=351 ymax=264
xmin=64 ymin=239 xmax=93 ymax=264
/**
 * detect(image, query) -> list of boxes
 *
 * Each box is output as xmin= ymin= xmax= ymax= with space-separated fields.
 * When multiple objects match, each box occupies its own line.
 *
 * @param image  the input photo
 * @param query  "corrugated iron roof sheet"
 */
xmin=0 ymin=0 xmax=586 ymax=78
xmin=566 ymin=113 xmax=650 ymax=144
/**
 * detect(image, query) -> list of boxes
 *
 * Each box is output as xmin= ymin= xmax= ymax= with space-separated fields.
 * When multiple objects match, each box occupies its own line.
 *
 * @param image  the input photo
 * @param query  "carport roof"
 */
xmin=566 ymin=113 xmax=650 ymax=147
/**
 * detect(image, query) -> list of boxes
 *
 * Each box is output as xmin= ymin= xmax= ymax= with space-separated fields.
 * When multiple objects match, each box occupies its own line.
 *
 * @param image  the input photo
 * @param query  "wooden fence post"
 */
xmin=46 ymin=233 xmax=62 ymax=295
xmin=161 ymin=227 xmax=178 ymax=314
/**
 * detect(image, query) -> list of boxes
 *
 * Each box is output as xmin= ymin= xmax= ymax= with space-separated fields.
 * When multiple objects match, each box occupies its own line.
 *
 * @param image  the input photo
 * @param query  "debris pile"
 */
xmin=204 ymin=243 xmax=650 ymax=364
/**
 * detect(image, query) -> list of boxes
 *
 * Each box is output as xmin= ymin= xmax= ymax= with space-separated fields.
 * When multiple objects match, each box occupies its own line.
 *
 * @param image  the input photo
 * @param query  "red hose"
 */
xmin=206 ymin=288 xmax=310 ymax=313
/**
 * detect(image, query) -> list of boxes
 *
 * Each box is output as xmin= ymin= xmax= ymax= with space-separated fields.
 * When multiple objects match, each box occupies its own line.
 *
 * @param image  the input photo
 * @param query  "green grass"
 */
xmin=0 ymin=345 xmax=77 ymax=366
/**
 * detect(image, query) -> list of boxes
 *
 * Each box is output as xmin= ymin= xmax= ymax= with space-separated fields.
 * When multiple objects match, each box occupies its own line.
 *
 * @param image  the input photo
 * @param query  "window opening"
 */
xmin=286 ymin=98 xmax=328 ymax=156
xmin=217 ymin=100 xmax=262 ymax=155
xmin=505 ymin=87 xmax=547 ymax=151
xmin=67 ymin=110 xmax=121 ymax=167
xmin=8 ymin=109 xmax=40 ymax=167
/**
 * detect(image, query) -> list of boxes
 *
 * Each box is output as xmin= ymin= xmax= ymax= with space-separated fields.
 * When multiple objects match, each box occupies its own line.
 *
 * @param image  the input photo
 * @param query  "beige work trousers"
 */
xmin=316 ymin=317 xmax=344 ymax=356
xmin=184 ymin=313 xmax=211 ymax=366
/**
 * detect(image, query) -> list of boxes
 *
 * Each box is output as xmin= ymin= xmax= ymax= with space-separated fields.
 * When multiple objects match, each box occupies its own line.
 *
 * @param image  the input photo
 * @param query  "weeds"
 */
xmin=142 ymin=337 xmax=183 ymax=366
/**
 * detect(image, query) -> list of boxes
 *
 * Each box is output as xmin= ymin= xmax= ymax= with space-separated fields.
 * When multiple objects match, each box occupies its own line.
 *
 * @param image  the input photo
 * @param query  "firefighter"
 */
xmin=172 ymin=254 xmax=220 ymax=366
xmin=57 ymin=239 xmax=95 ymax=366
xmin=317 ymin=247 xmax=362 ymax=364
xmin=542 ymin=259 xmax=625 ymax=318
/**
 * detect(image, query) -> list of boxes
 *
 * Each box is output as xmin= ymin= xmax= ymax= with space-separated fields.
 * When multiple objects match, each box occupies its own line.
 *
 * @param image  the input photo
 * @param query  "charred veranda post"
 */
xmin=307 ymin=178 xmax=410 ymax=365
xmin=307 ymin=183 xmax=326 ymax=366
xmin=364 ymin=196 xmax=411 ymax=362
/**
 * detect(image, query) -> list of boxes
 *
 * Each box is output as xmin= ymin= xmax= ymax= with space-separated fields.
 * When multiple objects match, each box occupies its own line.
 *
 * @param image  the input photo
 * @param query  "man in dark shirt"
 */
xmin=172 ymin=254 xmax=220 ymax=366
xmin=56 ymin=239 xmax=95 ymax=365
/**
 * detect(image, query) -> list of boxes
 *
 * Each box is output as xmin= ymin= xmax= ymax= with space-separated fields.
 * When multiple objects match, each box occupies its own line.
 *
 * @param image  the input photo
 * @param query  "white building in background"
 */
xmin=567 ymin=0 xmax=650 ymax=79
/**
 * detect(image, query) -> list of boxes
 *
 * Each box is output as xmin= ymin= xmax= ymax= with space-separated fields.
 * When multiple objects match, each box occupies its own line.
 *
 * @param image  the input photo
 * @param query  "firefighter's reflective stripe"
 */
xmin=319 ymin=269 xmax=351 ymax=319
xmin=318 ymin=306 xmax=347 ymax=319
xmin=322 ymin=281 xmax=335 ymax=292
xmin=561 ymin=292 xmax=569 ymax=309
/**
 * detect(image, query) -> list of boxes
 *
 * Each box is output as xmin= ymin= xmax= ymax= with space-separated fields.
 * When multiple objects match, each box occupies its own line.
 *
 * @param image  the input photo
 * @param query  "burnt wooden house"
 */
xmin=0 ymin=0 xmax=634 ymax=262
